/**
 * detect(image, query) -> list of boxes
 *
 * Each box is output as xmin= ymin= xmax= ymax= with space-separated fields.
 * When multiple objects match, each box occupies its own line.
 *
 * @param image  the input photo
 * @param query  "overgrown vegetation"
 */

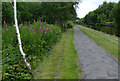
xmin=34 ymin=28 xmax=82 ymax=79
xmin=2 ymin=21 xmax=62 ymax=79
xmin=77 ymin=25 xmax=119 ymax=61
xmin=2 ymin=2 xmax=78 ymax=80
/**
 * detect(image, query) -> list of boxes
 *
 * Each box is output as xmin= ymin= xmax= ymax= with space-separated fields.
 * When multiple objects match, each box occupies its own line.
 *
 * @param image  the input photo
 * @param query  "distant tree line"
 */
xmin=79 ymin=1 xmax=120 ymax=37
xmin=2 ymin=2 xmax=77 ymax=28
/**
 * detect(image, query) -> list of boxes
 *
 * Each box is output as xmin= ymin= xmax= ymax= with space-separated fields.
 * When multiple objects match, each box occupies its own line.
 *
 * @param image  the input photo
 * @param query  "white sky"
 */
xmin=76 ymin=0 xmax=119 ymax=18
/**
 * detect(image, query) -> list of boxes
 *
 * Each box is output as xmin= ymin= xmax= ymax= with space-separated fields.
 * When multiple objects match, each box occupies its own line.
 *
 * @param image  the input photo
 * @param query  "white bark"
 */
xmin=14 ymin=0 xmax=31 ymax=70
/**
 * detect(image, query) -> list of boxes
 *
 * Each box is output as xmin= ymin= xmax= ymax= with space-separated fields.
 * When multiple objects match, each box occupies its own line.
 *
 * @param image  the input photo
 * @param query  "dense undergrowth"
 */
xmin=2 ymin=20 xmax=62 ymax=80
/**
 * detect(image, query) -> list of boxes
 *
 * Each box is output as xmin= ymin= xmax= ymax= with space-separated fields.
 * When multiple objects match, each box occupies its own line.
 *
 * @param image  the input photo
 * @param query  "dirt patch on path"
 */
xmin=74 ymin=25 xmax=119 ymax=79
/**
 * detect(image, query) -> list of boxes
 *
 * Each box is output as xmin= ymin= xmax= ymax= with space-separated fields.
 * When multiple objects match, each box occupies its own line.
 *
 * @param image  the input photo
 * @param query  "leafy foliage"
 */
xmin=2 ymin=2 xmax=77 ymax=26
xmin=112 ymin=1 xmax=120 ymax=37
xmin=2 ymin=20 xmax=62 ymax=79
xmin=79 ymin=1 xmax=120 ymax=36
xmin=82 ymin=1 xmax=117 ymax=25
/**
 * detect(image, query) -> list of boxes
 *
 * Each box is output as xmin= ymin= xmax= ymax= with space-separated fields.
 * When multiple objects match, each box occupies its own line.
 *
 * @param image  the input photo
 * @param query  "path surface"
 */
xmin=74 ymin=25 xmax=119 ymax=79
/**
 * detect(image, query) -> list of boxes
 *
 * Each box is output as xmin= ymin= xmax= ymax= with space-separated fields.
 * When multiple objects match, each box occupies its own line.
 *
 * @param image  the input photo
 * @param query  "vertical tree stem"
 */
xmin=14 ymin=0 xmax=31 ymax=70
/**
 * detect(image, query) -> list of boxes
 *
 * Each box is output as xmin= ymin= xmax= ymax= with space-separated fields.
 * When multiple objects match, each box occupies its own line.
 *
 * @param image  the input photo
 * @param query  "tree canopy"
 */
xmin=79 ymin=1 xmax=120 ymax=36
xmin=112 ymin=1 xmax=120 ymax=36
xmin=82 ymin=1 xmax=117 ymax=25
xmin=2 ymin=2 xmax=77 ymax=26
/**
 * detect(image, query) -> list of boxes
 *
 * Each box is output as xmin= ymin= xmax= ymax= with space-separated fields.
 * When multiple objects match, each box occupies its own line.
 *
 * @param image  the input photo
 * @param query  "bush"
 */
xmin=2 ymin=20 xmax=62 ymax=79
xmin=67 ymin=21 xmax=73 ymax=29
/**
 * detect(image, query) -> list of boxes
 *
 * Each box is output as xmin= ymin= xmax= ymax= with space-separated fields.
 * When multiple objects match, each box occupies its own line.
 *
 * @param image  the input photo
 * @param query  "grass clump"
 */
xmin=34 ymin=28 xmax=82 ymax=79
xmin=77 ymin=25 xmax=119 ymax=61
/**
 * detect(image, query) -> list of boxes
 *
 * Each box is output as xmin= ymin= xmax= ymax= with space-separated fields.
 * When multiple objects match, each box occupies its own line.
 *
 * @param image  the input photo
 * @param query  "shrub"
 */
xmin=2 ymin=20 xmax=62 ymax=79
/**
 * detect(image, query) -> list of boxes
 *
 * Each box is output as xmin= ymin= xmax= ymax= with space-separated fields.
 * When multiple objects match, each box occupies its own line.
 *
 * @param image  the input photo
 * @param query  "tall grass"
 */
xmin=2 ymin=20 xmax=62 ymax=79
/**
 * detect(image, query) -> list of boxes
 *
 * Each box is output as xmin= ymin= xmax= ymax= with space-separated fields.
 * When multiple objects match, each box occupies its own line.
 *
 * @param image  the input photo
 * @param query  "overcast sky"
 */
xmin=76 ymin=0 xmax=119 ymax=18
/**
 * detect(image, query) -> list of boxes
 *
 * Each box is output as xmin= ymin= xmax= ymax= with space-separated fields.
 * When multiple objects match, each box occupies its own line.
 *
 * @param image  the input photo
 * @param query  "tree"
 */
xmin=40 ymin=2 xmax=77 ymax=26
xmin=13 ymin=0 xmax=31 ymax=70
xmin=2 ymin=2 xmax=14 ymax=24
xmin=81 ymin=1 xmax=117 ymax=26
xmin=112 ymin=1 xmax=120 ymax=37
xmin=17 ymin=2 xmax=33 ymax=23
xmin=89 ymin=12 xmax=97 ymax=24
xmin=2 ymin=2 xmax=77 ymax=28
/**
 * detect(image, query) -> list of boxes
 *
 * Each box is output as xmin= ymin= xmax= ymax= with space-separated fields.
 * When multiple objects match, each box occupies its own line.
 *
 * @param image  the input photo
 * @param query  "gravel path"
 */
xmin=74 ymin=25 xmax=119 ymax=79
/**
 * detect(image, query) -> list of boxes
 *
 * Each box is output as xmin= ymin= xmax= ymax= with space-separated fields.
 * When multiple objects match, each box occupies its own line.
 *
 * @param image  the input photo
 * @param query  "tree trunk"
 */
xmin=14 ymin=0 xmax=31 ymax=70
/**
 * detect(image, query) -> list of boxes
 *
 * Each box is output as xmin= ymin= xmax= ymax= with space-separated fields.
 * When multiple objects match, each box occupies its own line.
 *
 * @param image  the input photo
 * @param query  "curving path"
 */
xmin=74 ymin=25 xmax=119 ymax=79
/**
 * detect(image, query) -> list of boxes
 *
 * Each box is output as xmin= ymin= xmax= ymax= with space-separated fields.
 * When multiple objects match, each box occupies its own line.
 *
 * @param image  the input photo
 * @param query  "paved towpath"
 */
xmin=74 ymin=25 xmax=119 ymax=79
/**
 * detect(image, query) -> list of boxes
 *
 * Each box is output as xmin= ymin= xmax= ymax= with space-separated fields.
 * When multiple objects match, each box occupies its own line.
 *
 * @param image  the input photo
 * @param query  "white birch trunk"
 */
xmin=14 ymin=0 xmax=31 ymax=70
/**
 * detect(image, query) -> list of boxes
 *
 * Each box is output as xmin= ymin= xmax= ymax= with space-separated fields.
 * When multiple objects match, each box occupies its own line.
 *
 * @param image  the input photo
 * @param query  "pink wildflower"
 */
xmin=50 ymin=29 xmax=52 ymax=32
xmin=4 ymin=20 xmax=6 ymax=24
xmin=32 ymin=28 xmax=35 ymax=31
xmin=39 ymin=27 xmax=41 ymax=29
xmin=44 ymin=21 xmax=46 ymax=24
xmin=29 ymin=27 xmax=32 ymax=30
xmin=46 ymin=28 xmax=48 ymax=31
xmin=25 ymin=25 xmax=27 ymax=28
xmin=39 ymin=20 xmax=41 ymax=23
xmin=6 ymin=28 xmax=8 ymax=31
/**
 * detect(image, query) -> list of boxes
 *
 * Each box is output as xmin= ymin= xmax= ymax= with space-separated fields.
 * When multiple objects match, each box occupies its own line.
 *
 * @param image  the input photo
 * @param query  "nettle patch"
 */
xmin=2 ymin=20 xmax=62 ymax=79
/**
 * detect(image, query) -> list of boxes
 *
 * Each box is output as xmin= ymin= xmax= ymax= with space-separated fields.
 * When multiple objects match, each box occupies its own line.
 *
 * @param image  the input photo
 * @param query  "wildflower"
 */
xmin=32 ymin=28 xmax=35 ymax=31
xmin=25 ymin=25 xmax=27 ymax=28
xmin=39 ymin=27 xmax=41 ymax=29
xmin=6 ymin=25 xmax=7 ymax=27
xmin=19 ymin=25 xmax=21 ymax=28
xmin=46 ymin=28 xmax=48 ymax=31
xmin=4 ymin=20 xmax=6 ymax=24
xmin=45 ymin=32 xmax=46 ymax=34
xmin=43 ymin=27 xmax=45 ymax=29
xmin=29 ymin=27 xmax=32 ymax=30
xmin=2 ymin=31 xmax=4 ymax=32
xmin=15 ymin=64 xmax=18 ymax=67
xmin=47 ymin=23 xmax=48 ymax=25
xmin=21 ymin=23 xmax=23 ymax=26
xmin=6 ymin=28 xmax=8 ymax=31
xmin=39 ymin=20 xmax=41 ymax=23
xmin=19 ymin=23 xmax=23 ymax=28
xmin=44 ymin=21 xmax=46 ymax=24
xmin=50 ymin=29 xmax=52 ymax=32
xmin=34 ymin=19 xmax=35 ymax=22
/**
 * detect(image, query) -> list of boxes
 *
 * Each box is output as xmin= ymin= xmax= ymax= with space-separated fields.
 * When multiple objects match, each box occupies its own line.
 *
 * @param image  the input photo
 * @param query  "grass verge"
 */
xmin=77 ymin=25 xmax=119 ymax=61
xmin=33 ymin=28 xmax=82 ymax=79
